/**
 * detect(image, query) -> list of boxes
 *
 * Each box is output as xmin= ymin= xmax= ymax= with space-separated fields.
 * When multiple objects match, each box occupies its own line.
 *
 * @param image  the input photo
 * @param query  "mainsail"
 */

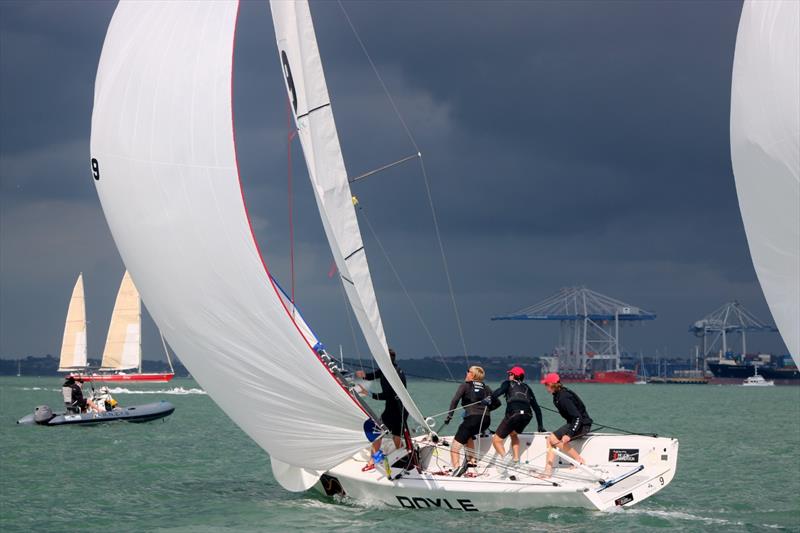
xmin=58 ymin=273 xmax=87 ymax=371
xmin=731 ymin=0 xmax=800 ymax=364
xmin=91 ymin=1 xmax=374 ymax=471
xmin=269 ymin=0 xmax=428 ymax=430
xmin=100 ymin=271 xmax=141 ymax=371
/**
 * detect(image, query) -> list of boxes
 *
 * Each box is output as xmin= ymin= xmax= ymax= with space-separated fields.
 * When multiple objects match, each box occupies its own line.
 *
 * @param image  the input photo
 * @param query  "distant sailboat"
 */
xmin=69 ymin=272 xmax=175 ymax=383
xmin=58 ymin=274 xmax=88 ymax=373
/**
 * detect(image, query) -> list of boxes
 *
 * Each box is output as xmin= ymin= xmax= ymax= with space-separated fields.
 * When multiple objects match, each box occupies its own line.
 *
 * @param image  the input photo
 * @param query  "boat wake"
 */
xmin=20 ymin=386 xmax=206 ymax=395
xmin=105 ymin=386 xmax=206 ymax=395
xmin=623 ymin=508 xmax=744 ymax=526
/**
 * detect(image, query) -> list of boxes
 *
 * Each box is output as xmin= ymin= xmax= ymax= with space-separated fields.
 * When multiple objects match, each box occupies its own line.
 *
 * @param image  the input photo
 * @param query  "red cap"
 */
xmin=540 ymin=372 xmax=560 ymax=385
xmin=507 ymin=366 xmax=525 ymax=378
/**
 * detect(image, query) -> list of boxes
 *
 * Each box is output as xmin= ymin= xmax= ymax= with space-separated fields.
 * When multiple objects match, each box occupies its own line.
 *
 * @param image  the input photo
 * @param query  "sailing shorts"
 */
xmin=381 ymin=410 xmax=409 ymax=437
xmin=495 ymin=411 xmax=532 ymax=439
xmin=454 ymin=414 xmax=491 ymax=444
xmin=554 ymin=422 xmax=592 ymax=440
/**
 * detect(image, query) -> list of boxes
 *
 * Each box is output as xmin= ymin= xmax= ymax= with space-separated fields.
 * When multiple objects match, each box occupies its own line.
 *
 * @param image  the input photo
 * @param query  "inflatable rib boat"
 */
xmin=17 ymin=401 xmax=175 ymax=426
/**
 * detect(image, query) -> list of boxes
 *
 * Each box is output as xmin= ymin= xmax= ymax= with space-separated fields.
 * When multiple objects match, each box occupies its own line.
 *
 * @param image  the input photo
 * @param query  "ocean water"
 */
xmin=1 ymin=376 xmax=798 ymax=532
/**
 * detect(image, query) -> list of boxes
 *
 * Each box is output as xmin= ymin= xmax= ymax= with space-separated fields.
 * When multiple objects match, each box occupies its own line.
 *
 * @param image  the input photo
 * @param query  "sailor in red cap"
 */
xmin=481 ymin=366 xmax=545 ymax=472
xmin=540 ymin=373 xmax=593 ymax=477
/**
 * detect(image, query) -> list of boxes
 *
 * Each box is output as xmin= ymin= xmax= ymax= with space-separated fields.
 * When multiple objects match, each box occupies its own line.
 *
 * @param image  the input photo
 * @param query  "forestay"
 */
xmin=731 ymin=0 xmax=800 ymax=364
xmin=91 ymin=0 xmax=374 ymax=471
xmin=58 ymin=274 xmax=87 ymax=371
xmin=269 ymin=0 xmax=429 ymax=430
xmin=100 ymin=271 xmax=141 ymax=371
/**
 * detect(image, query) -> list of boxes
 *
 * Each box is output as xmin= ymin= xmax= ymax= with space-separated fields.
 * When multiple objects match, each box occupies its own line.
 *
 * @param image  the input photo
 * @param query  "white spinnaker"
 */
xmin=731 ymin=0 xmax=800 ymax=364
xmin=59 ymin=274 xmax=87 ymax=371
xmin=91 ymin=0 xmax=372 ymax=472
xmin=100 ymin=271 xmax=141 ymax=371
xmin=270 ymin=0 xmax=428 ymax=430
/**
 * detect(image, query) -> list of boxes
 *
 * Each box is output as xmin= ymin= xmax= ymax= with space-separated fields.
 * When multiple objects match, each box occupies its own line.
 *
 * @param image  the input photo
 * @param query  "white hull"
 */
xmin=315 ymin=432 xmax=678 ymax=512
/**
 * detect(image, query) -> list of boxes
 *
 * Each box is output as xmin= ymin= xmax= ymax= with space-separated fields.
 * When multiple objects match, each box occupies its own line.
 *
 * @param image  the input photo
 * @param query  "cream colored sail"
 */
xmin=100 ymin=271 xmax=141 ymax=371
xmin=58 ymin=274 xmax=87 ymax=371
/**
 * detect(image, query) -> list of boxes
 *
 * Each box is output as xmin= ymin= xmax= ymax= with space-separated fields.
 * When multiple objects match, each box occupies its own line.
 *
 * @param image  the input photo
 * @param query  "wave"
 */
xmin=105 ymin=386 xmax=206 ymax=395
xmin=624 ymin=508 xmax=744 ymax=526
xmin=21 ymin=386 xmax=206 ymax=395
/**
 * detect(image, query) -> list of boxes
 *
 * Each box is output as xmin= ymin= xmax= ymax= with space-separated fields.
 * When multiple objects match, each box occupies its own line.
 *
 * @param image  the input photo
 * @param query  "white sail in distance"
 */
xmin=59 ymin=273 xmax=87 ymax=371
xmin=100 ymin=271 xmax=141 ymax=371
xmin=91 ymin=0 xmax=375 ymax=472
xmin=270 ymin=0 xmax=428 ymax=431
xmin=731 ymin=0 xmax=800 ymax=364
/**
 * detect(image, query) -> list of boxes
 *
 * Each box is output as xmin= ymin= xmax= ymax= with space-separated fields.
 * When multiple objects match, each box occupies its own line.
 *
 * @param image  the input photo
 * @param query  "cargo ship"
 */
xmin=559 ymin=369 xmax=638 ymax=384
xmin=708 ymin=361 xmax=799 ymax=385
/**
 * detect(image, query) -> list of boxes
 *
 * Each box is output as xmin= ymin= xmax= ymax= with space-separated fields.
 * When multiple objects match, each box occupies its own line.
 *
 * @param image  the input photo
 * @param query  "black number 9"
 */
xmin=91 ymin=158 xmax=100 ymax=181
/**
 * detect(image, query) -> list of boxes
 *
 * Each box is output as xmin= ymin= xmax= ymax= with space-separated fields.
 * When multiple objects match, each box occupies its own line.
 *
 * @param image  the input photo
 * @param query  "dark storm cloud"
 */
xmin=0 ymin=0 xmax=788 ymax=362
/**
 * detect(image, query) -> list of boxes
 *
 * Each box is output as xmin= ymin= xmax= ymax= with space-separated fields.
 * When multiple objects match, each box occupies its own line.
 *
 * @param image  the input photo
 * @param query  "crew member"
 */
xmin=482 ymin=366 xmax=545 ymax=468
xmin=63 ymin=375 xmax=97 ymax=413
xmin=355 ymin=348 xmax=409 ymax=472
xmin=445 ymin=366 xmax=500 ymax=476
xmin=541 ymin=372 xmax=593 ymax=477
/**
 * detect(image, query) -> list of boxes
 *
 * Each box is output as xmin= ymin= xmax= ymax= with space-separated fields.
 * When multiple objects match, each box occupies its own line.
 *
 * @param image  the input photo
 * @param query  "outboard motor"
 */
xmin=33 ymin=405 xmax=55 ymax=425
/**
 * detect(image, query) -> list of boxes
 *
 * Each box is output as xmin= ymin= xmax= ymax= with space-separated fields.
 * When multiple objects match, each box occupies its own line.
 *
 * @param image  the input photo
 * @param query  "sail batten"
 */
xmin=270 ymin=0 xmax=429 ymax=432
xmin=58 ymin=274 xmax=87 ymax=371
xmin=91 ymin=0 xmax=373 ymax=471
xmin=731 ymin=0 xmax=800 ymax=364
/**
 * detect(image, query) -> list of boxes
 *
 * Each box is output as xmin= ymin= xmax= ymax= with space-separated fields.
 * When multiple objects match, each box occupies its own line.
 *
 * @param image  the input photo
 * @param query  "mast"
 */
xmin=269 ymin=0 xmax=428 ymax=431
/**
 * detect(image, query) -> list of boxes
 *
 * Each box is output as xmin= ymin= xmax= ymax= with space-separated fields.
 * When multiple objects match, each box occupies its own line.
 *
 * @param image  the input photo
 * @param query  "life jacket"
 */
xmin=463 ymin=381 xmax=489 ymax=404
xmin=461 ymin=381 xmax=494 ymax=417
xmin=505 ymin=380 xmax=532 ymax=414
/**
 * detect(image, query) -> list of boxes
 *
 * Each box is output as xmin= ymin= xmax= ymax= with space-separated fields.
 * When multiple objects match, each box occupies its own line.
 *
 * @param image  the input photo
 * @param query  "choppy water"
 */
xmin=1 ymin=376 xmax=798 ymax=532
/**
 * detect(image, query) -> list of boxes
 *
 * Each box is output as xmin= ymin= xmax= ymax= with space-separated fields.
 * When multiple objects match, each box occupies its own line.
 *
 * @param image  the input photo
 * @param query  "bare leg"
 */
xmin=562 ymin=442 xmax=585 ymax=465
xmin=464 ymin=438 xmax=476 ymax=465
xmin=392 ymin=435 xmax=403 ymax=450
xmin=450 ymin=440 xmax=463 ymax=469
xmin=367 ymin=437 xmax=382 ymax=466
xmin=491 ymin=434 xmax=506 ymax=460
xmin=509 ymin=432 xmax=520 ymax=462
xmin=543 ymin=433 xmax=559 ymax=477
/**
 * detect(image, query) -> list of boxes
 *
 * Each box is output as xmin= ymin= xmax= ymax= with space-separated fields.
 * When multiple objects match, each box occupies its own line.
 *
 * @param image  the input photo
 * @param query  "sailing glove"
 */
xmin=444 ymin=415 xmax=452 ymax=425
xmin=480 ymin=397 xmax=493 ymax=406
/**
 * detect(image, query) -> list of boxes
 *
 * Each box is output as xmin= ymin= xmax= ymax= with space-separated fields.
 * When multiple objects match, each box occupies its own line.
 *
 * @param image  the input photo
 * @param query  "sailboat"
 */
xmin=73 ymin=271 xmax=175 ymax=383
xmin=57 ymin=273 xmax=88 ymax=373
xmin=730 ymin=0 xmax=799 ymax=368
xmin=89 ymin=1 xmax=678 ymax=510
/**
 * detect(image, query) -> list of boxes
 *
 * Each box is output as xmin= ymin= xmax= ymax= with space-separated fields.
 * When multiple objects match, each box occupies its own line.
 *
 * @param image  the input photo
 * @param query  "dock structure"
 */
xmin=690 ymin=301 xmax=778 ymax=358
xmin=492 ymin=287 xmax=656 ymax=377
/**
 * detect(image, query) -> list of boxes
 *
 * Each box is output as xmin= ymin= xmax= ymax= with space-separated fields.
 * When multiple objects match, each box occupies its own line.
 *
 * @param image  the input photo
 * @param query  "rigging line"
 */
xmin=287 ymin=97 xmax=296 ymax=305
xmin=337 ymin=0 xmax=469 ymax=365
xmin=357 ymin=203 xmax=456 ymax=381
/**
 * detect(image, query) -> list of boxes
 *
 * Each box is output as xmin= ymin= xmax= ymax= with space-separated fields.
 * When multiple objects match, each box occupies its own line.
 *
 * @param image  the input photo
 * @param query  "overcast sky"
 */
xmin=0 ymin=0 xmax=788 ymax=364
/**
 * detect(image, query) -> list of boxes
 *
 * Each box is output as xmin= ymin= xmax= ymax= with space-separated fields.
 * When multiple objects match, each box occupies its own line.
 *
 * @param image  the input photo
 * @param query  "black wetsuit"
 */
xmin=552 ymin=387 xmax=592 ymax=439
xmin=363 ymin=365 xmax=409 ymax=437
xmin=448 ymin=381 xmax=500 ymax=444
xmin=489 ymin=379 xmax=544 ymax=439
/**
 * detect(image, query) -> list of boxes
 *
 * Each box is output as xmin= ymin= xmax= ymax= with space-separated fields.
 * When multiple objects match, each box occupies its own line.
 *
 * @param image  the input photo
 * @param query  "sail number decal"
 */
xmin=281 ymin=50 xmax=298 ymax=114
xmin=396 ymin=496 xmax=478 ymax=511
xmin=91 ymin=158 xmax=100 ymax=181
